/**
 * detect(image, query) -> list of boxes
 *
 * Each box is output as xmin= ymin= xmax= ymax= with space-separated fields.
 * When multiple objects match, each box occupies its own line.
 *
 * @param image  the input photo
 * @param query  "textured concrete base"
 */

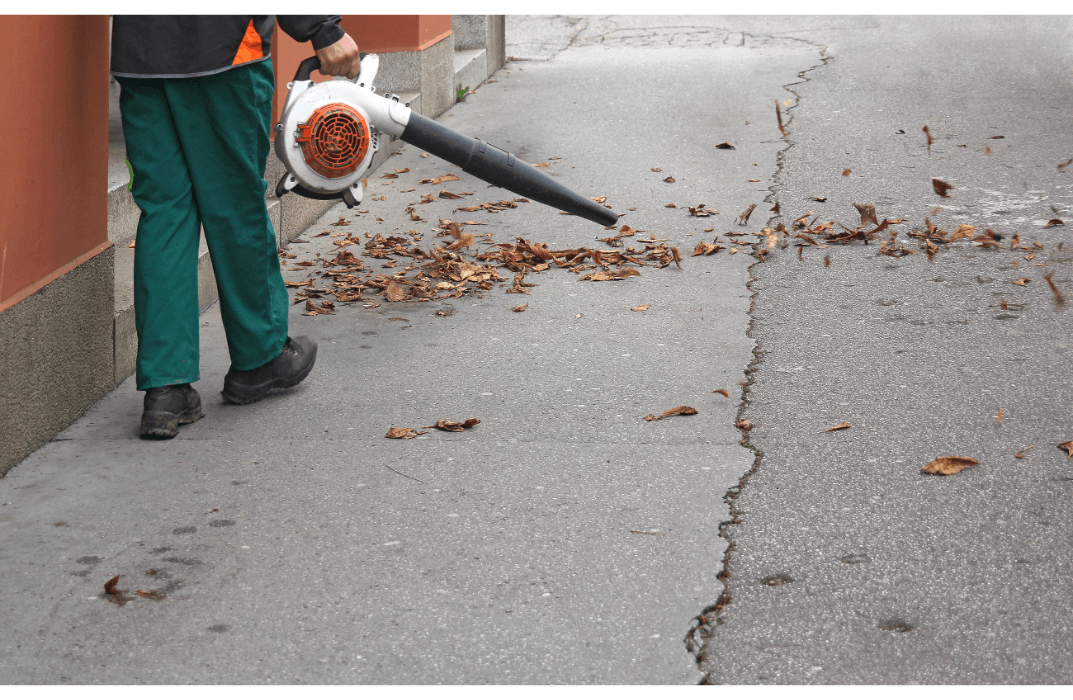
xmin=372 ymin=34 xmax=456 ymax=118
xmin=0 ymin=246 xmax=115 ymax=478
xmin=454 ymin=15 xmax=505 ymax=69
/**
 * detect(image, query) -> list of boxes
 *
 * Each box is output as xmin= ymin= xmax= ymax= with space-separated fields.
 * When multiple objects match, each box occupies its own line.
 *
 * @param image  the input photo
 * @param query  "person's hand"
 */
xmin=315 ymin=33 xmax=361 ymax=79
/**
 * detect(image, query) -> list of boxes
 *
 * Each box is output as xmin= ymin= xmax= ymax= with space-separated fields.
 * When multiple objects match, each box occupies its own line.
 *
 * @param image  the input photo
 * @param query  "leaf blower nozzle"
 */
xmin=400 ymin=113 xmax=619 ymax=227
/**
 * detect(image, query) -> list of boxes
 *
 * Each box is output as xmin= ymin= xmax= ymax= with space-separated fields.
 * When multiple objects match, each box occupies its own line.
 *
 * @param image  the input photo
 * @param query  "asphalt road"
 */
xmin=1 ymin=15 xmax=1070 ymax=685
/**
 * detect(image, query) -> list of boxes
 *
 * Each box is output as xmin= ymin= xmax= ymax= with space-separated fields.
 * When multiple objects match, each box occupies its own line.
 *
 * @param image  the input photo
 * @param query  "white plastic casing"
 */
xmin=274 ymin=54 xmax=413 ymax=195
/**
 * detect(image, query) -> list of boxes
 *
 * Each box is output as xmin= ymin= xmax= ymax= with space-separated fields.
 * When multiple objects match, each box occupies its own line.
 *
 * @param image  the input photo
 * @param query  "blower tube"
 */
xmin=400 ymin=113 xmax=619 ymax=227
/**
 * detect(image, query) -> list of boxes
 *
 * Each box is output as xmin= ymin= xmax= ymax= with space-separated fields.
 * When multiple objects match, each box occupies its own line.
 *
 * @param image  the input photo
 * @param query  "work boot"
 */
xmin=140 ymin=383 xmax=203 ymax=439
xmin=220 ymin=335 xmax=317 ymax=405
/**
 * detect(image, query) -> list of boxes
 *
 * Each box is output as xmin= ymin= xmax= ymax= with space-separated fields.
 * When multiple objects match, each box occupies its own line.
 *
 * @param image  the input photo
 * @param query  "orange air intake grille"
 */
xmin=295 ymin=103 xmax=370 ymax=179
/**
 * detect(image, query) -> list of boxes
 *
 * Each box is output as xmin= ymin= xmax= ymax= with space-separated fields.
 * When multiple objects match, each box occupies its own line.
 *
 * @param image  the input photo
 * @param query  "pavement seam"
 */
xmin=683 ymin=36 xmax=832 ymax=686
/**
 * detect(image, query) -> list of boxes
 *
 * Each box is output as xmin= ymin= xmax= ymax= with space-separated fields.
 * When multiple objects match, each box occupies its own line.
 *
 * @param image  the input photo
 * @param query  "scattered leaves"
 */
xmin=921 ymin=456 xmax=977 ymax=476
xmin=644 ymin=406 xmax=698 ymax=421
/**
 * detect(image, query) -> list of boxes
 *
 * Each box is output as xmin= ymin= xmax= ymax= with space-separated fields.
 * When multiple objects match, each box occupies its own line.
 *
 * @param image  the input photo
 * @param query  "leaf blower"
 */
xmin=274 ymin=54 xmax=619 ymax=227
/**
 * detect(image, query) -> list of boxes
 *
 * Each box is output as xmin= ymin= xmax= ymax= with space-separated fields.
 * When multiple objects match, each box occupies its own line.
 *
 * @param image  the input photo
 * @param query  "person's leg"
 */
xmin=118 ymin=77 xmax=203 ymax=391
xmin=118 ymin=76 xmax=205 ymax=438
xmin=164 ymin=60 xmax=290 ymax=371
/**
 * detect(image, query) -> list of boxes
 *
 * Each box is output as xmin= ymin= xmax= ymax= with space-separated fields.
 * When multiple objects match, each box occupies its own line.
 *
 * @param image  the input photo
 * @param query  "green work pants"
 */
xmin=118 ymin=60 xmax=288 ymax=391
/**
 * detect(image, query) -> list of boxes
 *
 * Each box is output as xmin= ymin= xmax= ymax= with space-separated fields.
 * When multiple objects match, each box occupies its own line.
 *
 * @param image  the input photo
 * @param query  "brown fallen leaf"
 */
xmin=419 ymin=173 xmax=460 ymax=185
xmin=716 ymin=142 xmax=736 ymax=150
xmin=1044 ymin=218 xmax=1064 ymax=228
xmin=423 ymin=418 xmax=481 ymax=432
xmin=383 ymin=280 xmax=406 ymax=302
xmin=822 ymin=422 xmax=851 ymax=433
xmin=1059 ymin=441 xmax=1073 ymax=459
xmin=395 ymin=167 xmax=410 ymax=173
xmin=1015 ymin=446 xmax=1033 ymax=459
xmin=923 ymin=125 xmax=933 ymax=153
xmin=330 ymin=217 xmax=349 ymax=226
xmin=135 ymin=590 xmax=165 ymax=601
xmin=985 ymin=146 xmax=992 ymax=156
xmin=1000 ymin=298 xmax=1008 ymax=310
xmin=997 ymin=409 xmax=1003 ymax=423
xmin=1013 ymin=278 xmax=1030 ymax=286
xmin=921 ymin=456 xmax=978 ymax=476
xmin=1058 ymin=157 xmax=1072 ymax=172
xmin=665 ymin=203 xmax=678 ymax=208
xmin=775 ymin=99 xmax=786 ymax=136
xmin=631 ymin=304 xmax=650 ymax=311
xmin=713 ymin=388 xmax=729 ymax=397
xmin=439 ymin=190 xmax=465 ymax=199
xmin=380 ymin=172 xmax=399 ymax=179
xmin=663 ymin=176 xmax=676 ymax=183
xmin=736 ymin=419 xmax=753 ymax=430
xmin=651 ymin=167 xmax=663 ymax=172
xmin=385 ymin=427 xmax=426 ymax=439
xmin=644 ymin=406 xmax=698 ymax=421
xmin=580 ymin=267 xmax=641 ymax=282
xmin=824 ymin=253 xmax=832 ymax=266
xmin=854 ymin=203 xmax=878 ymax=227
xmin=104 ymin=575 xmax=120 ymax=596
xmin=737 ymin=203 xmax=757 ymax=226
xmin=842 ymin=169 xmax=852 ymax=177
xmin=809 ymin=196 xmax=827 ymax=202
xmin=932 ymin=178 xmax=954 ymax=198
xmin=511 ymin=303 xmax=528 ymax=312
xmin=1044 ymin=273 xmax=1066 ymax=306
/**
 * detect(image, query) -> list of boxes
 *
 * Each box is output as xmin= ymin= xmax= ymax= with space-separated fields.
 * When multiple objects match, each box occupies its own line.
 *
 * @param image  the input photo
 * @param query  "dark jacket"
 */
xmin=111 ymin=16 xmax=344 ymax=79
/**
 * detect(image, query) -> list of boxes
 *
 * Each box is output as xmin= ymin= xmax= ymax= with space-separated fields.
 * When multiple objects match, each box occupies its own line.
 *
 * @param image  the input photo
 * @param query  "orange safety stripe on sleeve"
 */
xmin=231 ymin=19 xmax=264 ymax=66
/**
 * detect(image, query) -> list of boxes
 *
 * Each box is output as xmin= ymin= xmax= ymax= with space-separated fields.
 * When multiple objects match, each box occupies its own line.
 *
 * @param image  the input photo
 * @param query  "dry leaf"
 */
xmin=663 ymin=176 xmax=676 ymax=184
xmin=932 ymin=178 xmax=954 ymax=198
xmin=716 ymin=142 xmax=735 ymax=150
xmin=1044 ymin=273 xmax=1066 ymax=306
xmin=512 ymin=303 xmax=528 ymax=312
xmin=423 ymin=418 xmax=481 ymax=432
xmin=985 ymin=146 xmax=992 ymax=155
xmin=808 ymin=195 xmax=827 ymax=202
xmin=822 ymin=422 xmax=851 ymax=432
xmin=1015 ymin=446 xmax=1033 ymax=459
xmin=644 ymin=406 xmax=698 ymax=421
xmin=923 ymin=125 xmax=933 ymax=153
xmin=921 ymin=456 xmax=978 ymax=476
xmin=580 ymin=267 xmax=641 ymax=282
xmin=737 ymin=203 xmax=757 ymax=226
xmin=395 ymin=167 xmax=410 ymax=173
xmin=381 ymin=173 xmax=399 ymax=179
xmin=1044 ymin=218 xmax=1064 ymax=227
xmin=385 ymin=427 xmax=425 ymax=439
xmin=1059 ymin=157 xmax=1073 ymax=172
xmin=775 ymin=99 xmax=786 ymax=136
xmin=842 ymin=169 xmax=852 ymax=177
xmin=419 ymin=173 xmax=460 ymax=185
xmin=713 ymin=388 xmax=729 ymax=397
xmin=997 ymin=408 xmax=1003 ymax=423
xmin=651 ymin=167 xmax=662 ymax=172
xmin=824 ymin=254 xmax=832 ymax=267
xmin=104 ymin=575 xmax=120 ymax=595
xmin=1059 ymin=441 xmax=1073 ymax=459
xmin=736 ymin=419 xmax=753 ymax=430
xmin=631 ymin=304 xmax=650 ymax=311
xmin=1013 ymin=278 xmax=1030 ymax=286
xmin=135 ymin=590 xmax=165 ymax=601
xmin=854 ymin=203 xmax=878 ymax=227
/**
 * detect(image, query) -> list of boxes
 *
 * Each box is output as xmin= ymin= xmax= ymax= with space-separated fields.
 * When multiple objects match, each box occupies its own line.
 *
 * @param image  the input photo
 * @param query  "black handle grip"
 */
xmin=293 ymin=53 xmax=368 ymax=82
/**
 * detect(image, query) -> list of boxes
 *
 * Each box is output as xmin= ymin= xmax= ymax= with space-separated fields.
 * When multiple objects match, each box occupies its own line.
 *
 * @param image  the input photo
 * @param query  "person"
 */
xmin=111 ymin=16 xmax=361 ymax=439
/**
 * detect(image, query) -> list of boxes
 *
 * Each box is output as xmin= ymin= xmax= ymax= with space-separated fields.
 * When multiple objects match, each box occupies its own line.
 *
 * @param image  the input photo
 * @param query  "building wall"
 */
xmin=0 ymin=16 xmax=112 ymax=477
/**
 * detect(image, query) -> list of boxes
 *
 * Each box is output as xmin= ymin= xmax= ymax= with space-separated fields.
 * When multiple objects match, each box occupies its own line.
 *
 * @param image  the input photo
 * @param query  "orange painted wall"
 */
xmin=0 ymin=16 xmax=110 ymax=308
xmin=270 ymin=16 xmax=453 ymax=131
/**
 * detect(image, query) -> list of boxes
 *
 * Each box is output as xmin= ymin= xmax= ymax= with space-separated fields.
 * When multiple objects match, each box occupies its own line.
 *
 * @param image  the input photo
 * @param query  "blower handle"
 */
xmin=293 ymin=53 xmax=368 ymax=82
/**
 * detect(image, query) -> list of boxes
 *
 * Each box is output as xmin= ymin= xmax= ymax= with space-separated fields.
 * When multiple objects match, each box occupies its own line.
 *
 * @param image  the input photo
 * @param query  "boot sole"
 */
xmin=220 ymin=350 xmax=317 ymax=405
xmin=140 ymin=406 xmax=204 ymax=440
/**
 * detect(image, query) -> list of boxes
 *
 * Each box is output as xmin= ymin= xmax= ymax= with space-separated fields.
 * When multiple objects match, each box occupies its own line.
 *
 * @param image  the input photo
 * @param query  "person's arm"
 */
xmin=277 ymin=16 xmax=361 ymax=79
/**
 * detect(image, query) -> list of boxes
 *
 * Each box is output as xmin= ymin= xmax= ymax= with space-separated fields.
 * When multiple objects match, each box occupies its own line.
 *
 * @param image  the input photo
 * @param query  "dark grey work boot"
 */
xmin=220 ymin=336 xmax=317 ymax=405
xmin=140 ymin=384 xmax=203 ymax=439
